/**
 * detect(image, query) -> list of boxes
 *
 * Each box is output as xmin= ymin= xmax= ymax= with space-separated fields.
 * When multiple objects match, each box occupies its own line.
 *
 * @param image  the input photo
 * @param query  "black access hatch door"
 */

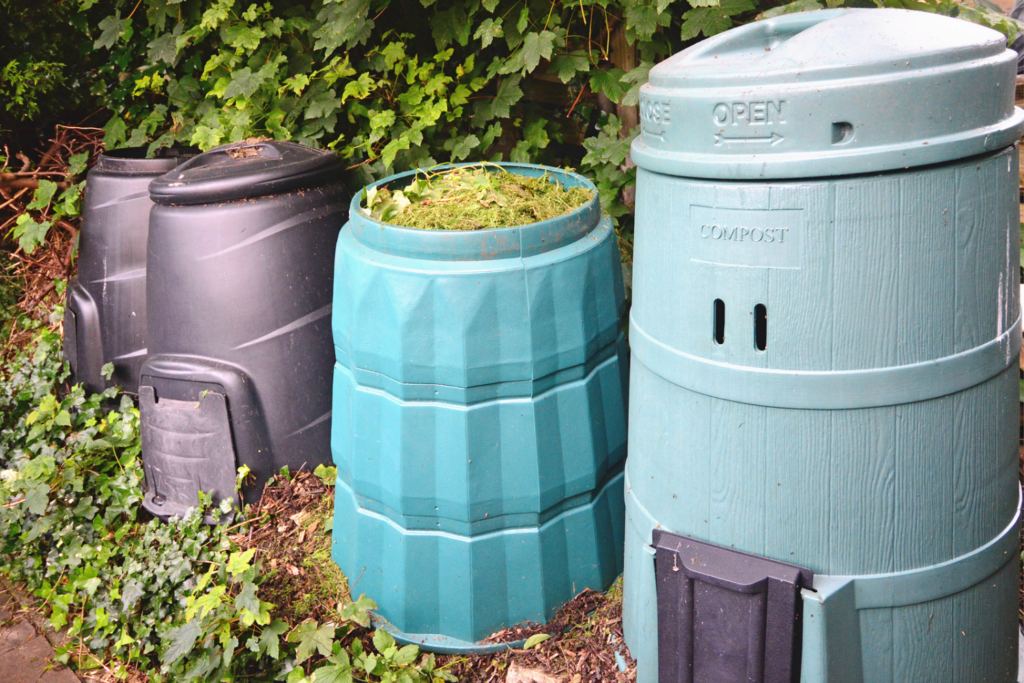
xmin=654 ymin=529 xmax=813 ymax=683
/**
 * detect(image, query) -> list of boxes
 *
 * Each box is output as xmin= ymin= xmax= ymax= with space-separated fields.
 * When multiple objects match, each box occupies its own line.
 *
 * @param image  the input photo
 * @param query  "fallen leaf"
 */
xmin=524 ymin=633 xmax=552 ymax=649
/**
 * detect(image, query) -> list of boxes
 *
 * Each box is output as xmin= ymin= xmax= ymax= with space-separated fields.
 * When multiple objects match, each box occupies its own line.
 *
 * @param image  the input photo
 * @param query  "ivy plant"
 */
xmin=0 ymin=323 xmax=456 ymax=682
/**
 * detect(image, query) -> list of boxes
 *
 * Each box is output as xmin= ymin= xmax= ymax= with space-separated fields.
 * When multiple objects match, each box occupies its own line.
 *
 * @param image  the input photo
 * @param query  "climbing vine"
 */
xmin=67 ymin=0 xmax=1019 ymax=262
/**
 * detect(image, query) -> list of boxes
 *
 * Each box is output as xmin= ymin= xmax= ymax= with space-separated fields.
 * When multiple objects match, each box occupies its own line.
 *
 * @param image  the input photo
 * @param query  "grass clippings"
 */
xmin=362 ymin=165 xmax=593 ymax=231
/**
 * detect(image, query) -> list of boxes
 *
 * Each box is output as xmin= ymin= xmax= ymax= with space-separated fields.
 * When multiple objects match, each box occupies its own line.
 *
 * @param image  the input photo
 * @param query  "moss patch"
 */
xmin=362 ymin=165 xmax=593 ymax=231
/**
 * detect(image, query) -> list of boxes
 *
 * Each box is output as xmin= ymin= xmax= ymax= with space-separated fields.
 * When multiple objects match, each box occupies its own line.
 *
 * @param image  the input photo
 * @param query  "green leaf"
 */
xmin=314 ymin=0 xmax=373 ymax=56
xmin=380 ymin=136 xmax=411 ymax=169
xmin=481 ymin=75 xmax=523 ymax=121
xmin=307 ymin=90 xmax=342 ymax=120
xmin=313 ymin=464 xmax=338 ymax=485
xmin=223 ymin=24 xmax=266 ymax=51
xmin=312 ymin=664 xmax=354 ymax=683
xmin=226 ymin=548 xmax=256 ymax=576
xmin=449 ymin=134 xmax=480 ymax=161
xmin=67 ymin=153 xmax=89 ymax=178
xmin=235 ymin=581 xmax=260 ymax=614
xmin=162 ymin=619 xmax=202 ymax=666
xmin=757 ymin=0 xmax=823 ymax=18
xmin=392 ymin=644 xmax=419 ymax=666
xmin=23 ymin=483 xmax=49 ymax=515
xmin=474 ymin=18 xmax=504 ymax=48
xmin=81 ymin=577 xmax=102 ymax=596
xmin=341 ymin=73 xmax=376 ymax=103
xmin=13 ymin=214 xmax=51 ymax=254
xmin=95 ymin=13 xmax=129 ymax=50
xmin=103 ymin=117 xmax=127 ymax=150
xmin=516 ymin=6 xmax=530 ymax=34
xmin=956 ymin=4 xmax=1024 ymax=42
xmin=120 ymin=580 xmax=144 ymax=610
xmin=148 ymin=32 xmax=179 ymax=65
xmin=289 ymin=620 xmax=335 ymax=663
xmin=191 ymin=124 xmax=225 ymax=151
xmin=27 ymin=180 xmax=58 ymax=211
xmin=621 ymin=62 xmax=652 ymax=107
xmin=624 ymin=2 xmax=670 ymax=41
xmin=680 ymin=6 xmax=734 ymax=39
xmin=483 ymin=0 xmax=500 ymax=10
xmin=259 ymin=619 xmax=289 ymax=660
xmin=340 ymin=594 xmax=376 ymax=627
xmin=433 ymin=6 xmax=472 ymax=48
xmin=372 ymin=629 xmax=396 ymax=654
xmin=524 ymin=633 xmax=552 ymax=649
xmin=719 ymin=0 xmax=757 ymax=15
xmin=100 ymin=363 xmax=114 ymax=380
xmin=22 ymin=455 xmax=56 ymax=480
xmin=548 ymin=53 xmax=590 ymax=83
xmin=520 ymin=31 xmax=557 ymax=72
xmin=589 ymin=68 xmax=627 ymax=103
xmin=223 ymin=67 xmax=265 ymax=99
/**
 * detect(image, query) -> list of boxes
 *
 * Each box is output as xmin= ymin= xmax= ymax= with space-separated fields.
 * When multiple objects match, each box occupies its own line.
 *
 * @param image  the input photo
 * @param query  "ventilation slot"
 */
xmin=714 ymin=299 xmax=725 ymax=345
xmin=754 ymin=304 xmax=767 ymax=351
xmin=831 ymin=122 xmax=854 ymax=145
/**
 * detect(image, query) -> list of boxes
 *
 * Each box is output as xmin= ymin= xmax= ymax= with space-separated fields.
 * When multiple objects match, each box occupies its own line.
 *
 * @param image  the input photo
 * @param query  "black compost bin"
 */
xmin=65 ymin=147 xmax=195 ymax=395
xmin=140 ymin=140 xmax=348 ymax=517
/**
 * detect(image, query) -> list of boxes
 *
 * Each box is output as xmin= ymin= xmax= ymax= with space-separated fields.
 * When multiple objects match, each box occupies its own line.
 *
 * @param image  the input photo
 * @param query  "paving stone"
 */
xmin=0 ymin=582 xmax=79 ymax=683
xmin=0 ymin=623 xmax=57 ymax=683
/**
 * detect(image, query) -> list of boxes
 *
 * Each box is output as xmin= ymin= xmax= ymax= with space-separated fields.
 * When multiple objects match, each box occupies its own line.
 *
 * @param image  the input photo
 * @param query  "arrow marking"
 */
xmin=714 ymin=132 xmax=784 ymax=146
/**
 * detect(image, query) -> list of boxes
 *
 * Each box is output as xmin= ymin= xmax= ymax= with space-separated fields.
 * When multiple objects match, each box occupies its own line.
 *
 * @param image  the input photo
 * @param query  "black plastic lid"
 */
xmin=94 ymin=146 xmax=198 ymax=176
xmin=149 ymin=140 xmax=342 ymax=205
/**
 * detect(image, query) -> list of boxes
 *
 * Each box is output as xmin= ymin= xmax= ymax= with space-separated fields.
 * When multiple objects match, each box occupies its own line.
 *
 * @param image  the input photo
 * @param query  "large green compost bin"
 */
xmin=331 ymin=164 xmax=628 ymax=650
xmin=622 ymin=9 xmax=1024 ymax=683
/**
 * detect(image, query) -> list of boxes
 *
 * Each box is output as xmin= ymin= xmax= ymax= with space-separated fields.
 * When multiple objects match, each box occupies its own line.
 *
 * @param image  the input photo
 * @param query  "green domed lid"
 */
xmin=632 ymin=8 xmax=1024 ymax=179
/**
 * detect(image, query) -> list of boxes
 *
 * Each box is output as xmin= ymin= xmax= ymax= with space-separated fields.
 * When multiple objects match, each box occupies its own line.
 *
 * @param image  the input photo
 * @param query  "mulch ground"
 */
xmin=246 ymin=471 xmax=636 ymax=683
xmin=441 ymin=588 xmax=635 ymax=683
xmin=237 ymin=472 xmax=349 ymax=625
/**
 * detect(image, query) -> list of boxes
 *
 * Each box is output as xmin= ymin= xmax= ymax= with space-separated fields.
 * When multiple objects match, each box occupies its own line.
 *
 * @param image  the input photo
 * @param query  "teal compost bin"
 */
xmin=623 ymin=9 xmax=1024 ymax=683
xmin=331 ymin=164 xmax=627 ymax=650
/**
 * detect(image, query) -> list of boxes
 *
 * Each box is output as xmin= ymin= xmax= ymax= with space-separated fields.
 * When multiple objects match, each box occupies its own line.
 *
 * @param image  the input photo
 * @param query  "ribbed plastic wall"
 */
xmin=65 ymin=148 xmax=192 ymax=394
xmin=140 ymin=141 xmax=347 ymax=517
xmin=331 ymin=164 xmax=628 ymax=645
xmin=623 ymin=147 xmax=1022 ymax=682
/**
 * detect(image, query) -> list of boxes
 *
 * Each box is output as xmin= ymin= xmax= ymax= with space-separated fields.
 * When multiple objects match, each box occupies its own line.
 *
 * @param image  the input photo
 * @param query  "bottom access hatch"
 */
xmin=139 ymin=385 xmax=239 ymax=519
xmin=654 ymin=529 xmax=813 ymax=683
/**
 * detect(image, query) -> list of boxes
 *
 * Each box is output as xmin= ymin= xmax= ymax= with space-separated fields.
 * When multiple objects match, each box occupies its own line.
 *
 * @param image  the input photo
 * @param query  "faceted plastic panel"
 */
xmin=331 ymin=338 xmax=628 ymax=531
xmin=332 ymin=168 xmax=628 ymax=647
xmin=332 ymin=219 xmax=623 ymax=387
xmin=332 ymin=470 xmax=625 ymax=644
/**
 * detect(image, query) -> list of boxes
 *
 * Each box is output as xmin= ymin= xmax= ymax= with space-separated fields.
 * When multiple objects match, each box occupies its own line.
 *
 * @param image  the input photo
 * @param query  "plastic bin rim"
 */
xmin=94 ymin=147 xmax=197 ymax=176
xmin=345 ymin=163 xmax=602 ymax=261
